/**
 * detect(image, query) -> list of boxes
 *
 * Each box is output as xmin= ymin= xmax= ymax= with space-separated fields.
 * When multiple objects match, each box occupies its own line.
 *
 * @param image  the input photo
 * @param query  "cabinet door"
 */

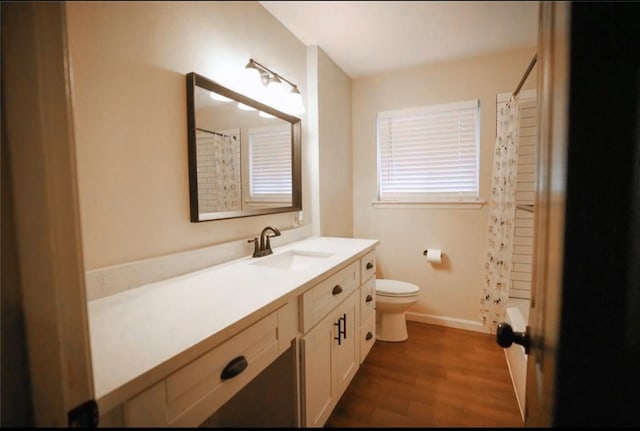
xmin=335 ymin=291 xmax=359 ymax=396
xmin=301 ymin=290 xmax=360 ymax=427
xmin=301 ymin=311 xmax=336 ymax=427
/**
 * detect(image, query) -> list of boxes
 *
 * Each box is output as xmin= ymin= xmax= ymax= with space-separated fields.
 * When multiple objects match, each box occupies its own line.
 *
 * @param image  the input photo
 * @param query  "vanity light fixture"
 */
xmin=287 ymin=85 xmax=305 ymax=115
xmin=266 ymin=72 xmax=284 ymax=94
xmin=244 ymin=58 xmax=305 ymax=115
xmin=244 ymin=59 xmax=267 ymax=85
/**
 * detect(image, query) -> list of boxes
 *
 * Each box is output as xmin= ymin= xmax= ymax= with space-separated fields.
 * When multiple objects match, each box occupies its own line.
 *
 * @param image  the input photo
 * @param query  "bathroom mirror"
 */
xmin=186 ymin=72 xmax=301 ymax=222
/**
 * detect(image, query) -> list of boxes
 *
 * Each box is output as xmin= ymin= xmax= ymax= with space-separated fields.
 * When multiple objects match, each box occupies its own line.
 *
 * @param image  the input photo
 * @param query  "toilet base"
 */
xmin=376 ymin=311 xmax=408 ymax=342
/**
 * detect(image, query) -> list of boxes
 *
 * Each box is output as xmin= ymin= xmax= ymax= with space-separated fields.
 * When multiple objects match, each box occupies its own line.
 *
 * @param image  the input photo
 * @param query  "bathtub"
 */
xmin=504 ymin=299 xmax=529 ymax=422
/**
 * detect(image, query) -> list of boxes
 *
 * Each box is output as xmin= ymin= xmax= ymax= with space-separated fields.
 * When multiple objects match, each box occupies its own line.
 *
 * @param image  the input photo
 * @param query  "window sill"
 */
xmin=372 ymin=200 xmax=485 ymax=209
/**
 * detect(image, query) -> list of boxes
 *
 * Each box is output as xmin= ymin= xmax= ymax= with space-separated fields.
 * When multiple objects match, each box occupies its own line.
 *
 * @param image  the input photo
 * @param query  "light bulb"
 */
xmin=244 ymin=60 xmax=261 ymax=80
xmin=287 ymin=86 xmax=305 ymax=115
xmin=267 ymin=74 xmax=285 ymax=95
xmin=243 ymin=60 xmax=264 ymax=92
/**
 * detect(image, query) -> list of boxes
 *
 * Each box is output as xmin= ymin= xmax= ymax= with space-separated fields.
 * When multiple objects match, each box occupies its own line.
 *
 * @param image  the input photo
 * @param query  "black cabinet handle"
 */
xmin=365 ymin=331 xmax=373 ymax=341
xmin=334 ymin=314 xmax=347 ymax=345
xmin=366 ymin=262 xmax=373 ymax=270
xmin=332 ymin=285 xmax=343 ymax=295
xmin=341 ymin=314 xmax=347 ymax=340
xmin=365 ymin=294 xmax=373 ymax=303
xmin=220 ymin=356 xmax=248 ymax=381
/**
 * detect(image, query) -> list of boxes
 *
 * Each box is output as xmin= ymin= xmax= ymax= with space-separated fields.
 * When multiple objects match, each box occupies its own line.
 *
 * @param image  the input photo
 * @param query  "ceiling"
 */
xmin=259 ymin=1 xmax=539 ymax=78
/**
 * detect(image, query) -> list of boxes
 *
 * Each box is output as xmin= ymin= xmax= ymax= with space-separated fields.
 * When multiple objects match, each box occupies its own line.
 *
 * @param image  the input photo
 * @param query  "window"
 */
xmin=248 ymin=124 xmax=292 ymax=202
xmin=376 ymin=100 xmax=480 ymax=204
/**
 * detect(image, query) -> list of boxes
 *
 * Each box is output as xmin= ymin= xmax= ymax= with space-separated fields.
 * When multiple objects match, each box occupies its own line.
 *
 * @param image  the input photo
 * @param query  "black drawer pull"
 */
xmin=341 ymin=314 xmax=347 ymax=340
xmin=366 ymin=262 xmax=373 ymax=270
xmin=365 ymin=331 xmax=373 ymax=341
xmin=365 ymin=294 xmax=373 ymax=303
xmin=332 ymin=285 xmax=343 ymax=295
xmin=220 ymin=356 xmax=248 ymax=381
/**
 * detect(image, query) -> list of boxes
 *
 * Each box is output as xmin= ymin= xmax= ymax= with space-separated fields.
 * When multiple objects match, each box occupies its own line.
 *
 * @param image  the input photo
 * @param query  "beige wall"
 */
xmin=66 ymin=0 xmax=536 ymax=327
xmin=316 ymin=48 xmax=353 ymax=237
xmin=66 ymin=1 xmax=309 ymax=270
xmin=352 ymin=47 xmax=537 ymax=327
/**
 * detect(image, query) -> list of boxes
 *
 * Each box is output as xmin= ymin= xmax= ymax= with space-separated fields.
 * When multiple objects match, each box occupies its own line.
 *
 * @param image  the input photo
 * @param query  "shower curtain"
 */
xmin=212 ymin=132 xmax=241 ymax=211
xmin=480 ymin=95 xmax=521 ymax=332
xmin=196 ymin=129 xmax=241 ymax=212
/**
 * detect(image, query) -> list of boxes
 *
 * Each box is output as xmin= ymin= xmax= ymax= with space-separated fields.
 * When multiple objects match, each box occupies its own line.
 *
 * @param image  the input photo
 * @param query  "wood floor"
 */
xmin=325 ymin=321 xmax=524 ymax=428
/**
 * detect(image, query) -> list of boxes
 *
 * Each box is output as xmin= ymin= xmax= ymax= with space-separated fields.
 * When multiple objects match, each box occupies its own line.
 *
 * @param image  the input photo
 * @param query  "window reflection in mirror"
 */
xmin=186 ymin=72 xmax=301 ymax=222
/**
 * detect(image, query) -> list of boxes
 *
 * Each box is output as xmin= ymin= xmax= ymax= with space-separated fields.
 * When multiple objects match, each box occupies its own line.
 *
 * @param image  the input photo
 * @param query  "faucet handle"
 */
xmin=248 ymin=237 xmax=259 ymax=257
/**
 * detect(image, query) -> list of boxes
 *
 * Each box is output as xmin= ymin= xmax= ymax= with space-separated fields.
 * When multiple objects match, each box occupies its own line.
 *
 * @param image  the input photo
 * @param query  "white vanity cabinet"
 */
xmin=359 ymin=250 xmax=377 ymax=362
xmin=90 ymin=237 xmax=379 ymax=428
xmin=301 ymin=288 xmax=358 ymax=427
xmin=300 ymin=251 xmax=377 ymax=427
xmin=122 ymin=300 xmax=297 ymax=427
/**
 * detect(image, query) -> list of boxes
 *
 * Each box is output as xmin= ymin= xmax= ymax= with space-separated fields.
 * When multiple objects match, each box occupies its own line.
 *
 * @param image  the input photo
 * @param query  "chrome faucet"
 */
xmin=248 ymin=225 xmax=282 ymax=257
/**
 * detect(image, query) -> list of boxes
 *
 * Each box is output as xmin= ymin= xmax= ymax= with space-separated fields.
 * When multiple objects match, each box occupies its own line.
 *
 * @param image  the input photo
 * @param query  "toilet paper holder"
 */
xmin=422 ymin=248 xmax=444 ymax=264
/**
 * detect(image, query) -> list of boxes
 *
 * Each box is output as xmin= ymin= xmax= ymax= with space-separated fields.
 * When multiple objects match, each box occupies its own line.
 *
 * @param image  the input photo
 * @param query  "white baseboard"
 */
xmin=406 ymin=311 xmax=491 ymax=334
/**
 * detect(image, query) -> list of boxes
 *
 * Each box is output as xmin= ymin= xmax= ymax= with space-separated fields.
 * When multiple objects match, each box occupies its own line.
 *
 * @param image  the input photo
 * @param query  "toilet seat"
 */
xmin=376 ymin=279 xmax=420 ymax=297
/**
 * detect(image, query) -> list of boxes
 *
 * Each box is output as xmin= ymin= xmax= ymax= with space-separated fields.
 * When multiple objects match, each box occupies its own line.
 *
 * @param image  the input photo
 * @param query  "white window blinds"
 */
xmin=377 ymin=100 xmax=480 ymax=202
xmin=248 ymin=124 xmax=292 ymax=199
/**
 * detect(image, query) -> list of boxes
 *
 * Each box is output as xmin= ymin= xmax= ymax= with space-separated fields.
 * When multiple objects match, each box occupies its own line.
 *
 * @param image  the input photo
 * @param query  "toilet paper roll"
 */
xmin=425 ymin=249 xmax=443 ymax=263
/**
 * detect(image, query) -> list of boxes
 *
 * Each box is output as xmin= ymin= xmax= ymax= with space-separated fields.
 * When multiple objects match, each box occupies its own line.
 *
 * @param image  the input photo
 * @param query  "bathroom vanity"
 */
xmin=89 ymin=236 xmax=378 ymax=427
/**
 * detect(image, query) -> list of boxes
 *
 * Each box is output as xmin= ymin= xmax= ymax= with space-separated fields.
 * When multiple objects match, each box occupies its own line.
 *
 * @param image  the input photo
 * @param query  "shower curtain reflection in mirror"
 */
xmin=196 ymin=128 xmax=241 ymax=213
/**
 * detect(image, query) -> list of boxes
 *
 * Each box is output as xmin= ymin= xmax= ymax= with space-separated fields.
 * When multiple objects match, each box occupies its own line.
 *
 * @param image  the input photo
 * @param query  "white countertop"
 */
xmin=88 ymin=236 xmax=378 ymax=413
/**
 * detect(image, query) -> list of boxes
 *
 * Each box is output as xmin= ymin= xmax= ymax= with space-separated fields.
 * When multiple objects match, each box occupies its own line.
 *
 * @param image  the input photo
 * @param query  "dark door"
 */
xmin=523 ymin=1 xmax=570 ymax=426
xmin=524 ymin=2 xmax=640 ymax=427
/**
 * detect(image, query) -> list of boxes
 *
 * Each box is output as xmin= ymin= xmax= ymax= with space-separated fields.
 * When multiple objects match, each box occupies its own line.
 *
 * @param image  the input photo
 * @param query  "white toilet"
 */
xmin=375 ymin=279 xmax=420 ymax=342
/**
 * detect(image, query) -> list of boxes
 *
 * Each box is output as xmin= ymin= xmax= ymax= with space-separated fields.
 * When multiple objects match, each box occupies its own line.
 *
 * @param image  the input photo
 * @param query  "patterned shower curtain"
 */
xmin=196 ymin=129 xmax=241 ymax=212
xmin=480 ymin=95 xmax=521 ymax=332
xmin=212 ymin=132 xmax=241 ymax=211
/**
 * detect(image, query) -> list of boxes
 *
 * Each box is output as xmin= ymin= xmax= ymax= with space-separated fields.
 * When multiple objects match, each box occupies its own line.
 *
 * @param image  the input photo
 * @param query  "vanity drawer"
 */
xmin=124 ymin=302 xmax=297 ymax=427
xmin=359 ymin=313 xmax=376 ymax=364
xmin=359 ymin=277 xmax=375 ymax=324
xmin=360 ymin=250 xmax=376 ymax=283
xmin=301 ymin=260 xmax=360 ymax=333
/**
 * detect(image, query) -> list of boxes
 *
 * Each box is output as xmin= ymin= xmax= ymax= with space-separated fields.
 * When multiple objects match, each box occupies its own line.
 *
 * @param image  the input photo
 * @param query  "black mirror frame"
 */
xmin=186 ymin=72 xmax=302 ymax=222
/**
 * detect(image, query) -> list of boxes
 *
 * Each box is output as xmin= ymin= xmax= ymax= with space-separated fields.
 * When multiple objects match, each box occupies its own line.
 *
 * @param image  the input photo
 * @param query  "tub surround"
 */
xmin=504 ymin=298 xmax=529 ymax=421
xmin=88 ymin=235 xmax=378 ymax=421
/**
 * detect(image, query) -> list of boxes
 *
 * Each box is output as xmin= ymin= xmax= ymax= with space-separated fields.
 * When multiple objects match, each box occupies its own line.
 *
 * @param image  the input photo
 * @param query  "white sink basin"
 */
xmin=250 ymin=249 xmax=334 ymax=270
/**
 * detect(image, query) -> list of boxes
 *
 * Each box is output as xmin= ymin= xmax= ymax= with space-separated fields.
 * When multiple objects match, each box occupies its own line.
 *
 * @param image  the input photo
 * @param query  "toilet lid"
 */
xmin=376 ymin=279 xmax=420 ymax=296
